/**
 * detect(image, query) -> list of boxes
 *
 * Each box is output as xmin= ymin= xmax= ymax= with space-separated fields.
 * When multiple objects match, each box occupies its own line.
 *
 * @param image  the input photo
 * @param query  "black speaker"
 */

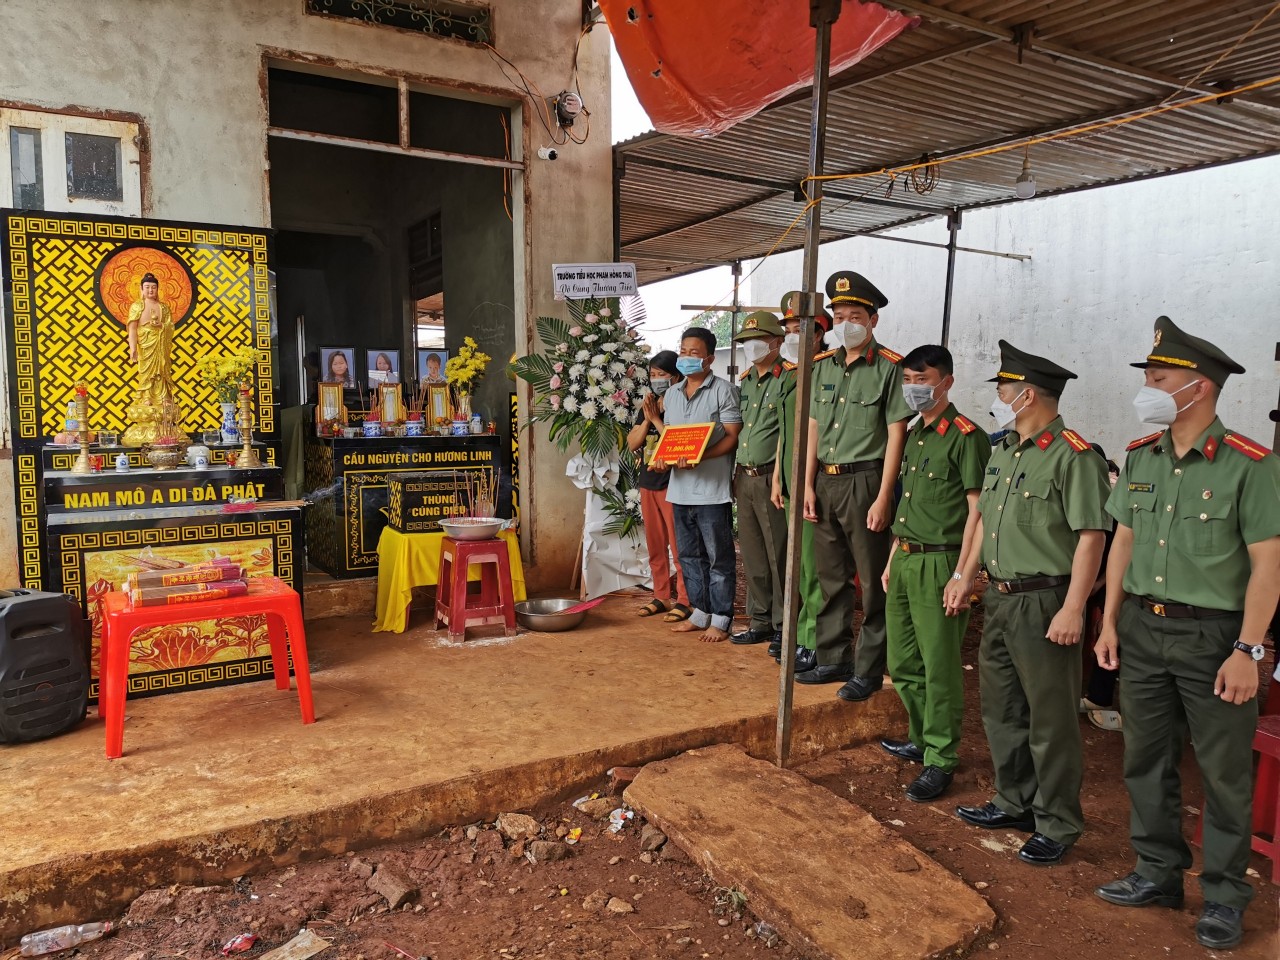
xmin=0 ymin=589 xmax=90 ymax=743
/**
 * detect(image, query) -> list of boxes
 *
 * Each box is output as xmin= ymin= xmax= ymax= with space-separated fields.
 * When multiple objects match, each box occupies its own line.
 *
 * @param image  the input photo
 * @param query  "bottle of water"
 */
xmin=20 ymin=921 xmax=113 ymax=956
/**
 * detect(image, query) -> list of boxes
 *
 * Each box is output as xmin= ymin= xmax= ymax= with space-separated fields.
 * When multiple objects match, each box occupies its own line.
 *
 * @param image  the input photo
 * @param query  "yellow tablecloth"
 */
xmin=373 ymin=527 xmax=526 ymax=633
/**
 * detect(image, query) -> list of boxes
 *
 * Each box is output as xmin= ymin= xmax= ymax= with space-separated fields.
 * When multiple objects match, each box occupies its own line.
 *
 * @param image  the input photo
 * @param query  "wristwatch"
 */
xmin=1232 ymin=640 xmax=1265 ymax=661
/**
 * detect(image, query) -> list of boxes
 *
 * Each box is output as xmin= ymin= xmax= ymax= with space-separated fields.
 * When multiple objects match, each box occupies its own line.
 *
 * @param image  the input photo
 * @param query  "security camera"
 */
xmin=537 ymin=146 xmax=558 ymax=161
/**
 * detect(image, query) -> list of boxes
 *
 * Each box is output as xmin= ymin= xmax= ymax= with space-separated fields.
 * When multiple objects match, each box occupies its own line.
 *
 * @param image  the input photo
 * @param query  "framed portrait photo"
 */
xmin=367 ymin=348 xmax=401 ymax=389
xmin=320 ymin=346 xmax=358 ymax=389
xmin=417 ymin=348 xmax=448 ymax=385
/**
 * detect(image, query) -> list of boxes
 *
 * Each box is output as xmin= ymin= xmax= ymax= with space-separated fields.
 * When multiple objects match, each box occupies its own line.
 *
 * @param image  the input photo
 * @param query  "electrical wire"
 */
xmin=499 ymin=113 xmax=512 ymax=222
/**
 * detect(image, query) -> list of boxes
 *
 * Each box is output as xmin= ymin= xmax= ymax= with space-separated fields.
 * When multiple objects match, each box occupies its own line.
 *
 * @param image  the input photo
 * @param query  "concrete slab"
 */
xmin=0 ymin=598 xmax=904 ymax=944
xmin=624 ymin=743 xmax=996 ymax=960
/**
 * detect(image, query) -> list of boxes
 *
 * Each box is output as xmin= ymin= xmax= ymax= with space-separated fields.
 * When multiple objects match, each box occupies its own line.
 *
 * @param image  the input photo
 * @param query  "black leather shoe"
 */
xmin=1195 ymin=902 xmax=1244 ymax=950
xmin=1017 ymin=832 xmax=1071 ymax=866
xmin=835 ymin=675 xmax=883 ymax=702
xmin=879 ymin=738 xmax=925 ymax=763
xmin=1094 ymin=872 xmax=1184 ymax=909
xmin=795 ymin=663 xmax=853 ymax=685
xmin=955 ymin=801 xmax=1035 ymax=832
xmin=793 ymin=647 xmax=817 ymax=673
xmin=906 ymin=766 xmax=953 ymax=802
xmin=731 ymin=627 xmax=772 ymax=645
xmin=767 ymin=636 xmax=782 ymax=659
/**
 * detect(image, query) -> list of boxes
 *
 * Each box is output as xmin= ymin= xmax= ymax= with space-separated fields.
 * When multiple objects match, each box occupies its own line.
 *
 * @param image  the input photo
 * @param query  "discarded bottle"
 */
xmin=20 ymin=921 xmax=113 ymax=956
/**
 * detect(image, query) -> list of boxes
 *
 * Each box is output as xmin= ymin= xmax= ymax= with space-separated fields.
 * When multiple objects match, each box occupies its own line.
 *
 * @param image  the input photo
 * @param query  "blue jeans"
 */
xmin=671 ymin=503 xmax=735 ymax=631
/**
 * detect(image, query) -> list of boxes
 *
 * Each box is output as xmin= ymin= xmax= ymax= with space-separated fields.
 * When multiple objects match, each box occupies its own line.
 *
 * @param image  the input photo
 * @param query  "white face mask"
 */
xmin=902 ymin=383 xmax=937 ymax=413
xmin=741 ymin=339 xmax=772 ymax=365
xmin=989 ymin=389 xmax=1028 ymax=429
xmin=1132 ymin=381 xmax=1198 ymax=426
xmin=779 ymin=333 xmax=801 ymax=365
xmin=826 ymin=322 xmax=868 ymax=351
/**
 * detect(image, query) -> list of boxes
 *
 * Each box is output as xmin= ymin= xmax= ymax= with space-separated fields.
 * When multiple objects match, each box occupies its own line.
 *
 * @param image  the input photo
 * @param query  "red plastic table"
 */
xmin=99 ymin=576 xmax=315 ymax=759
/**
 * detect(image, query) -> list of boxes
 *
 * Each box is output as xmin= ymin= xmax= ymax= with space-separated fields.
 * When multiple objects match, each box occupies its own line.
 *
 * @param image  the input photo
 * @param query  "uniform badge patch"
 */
xmin=1127 ymin=482 xmax=1154 ymax=493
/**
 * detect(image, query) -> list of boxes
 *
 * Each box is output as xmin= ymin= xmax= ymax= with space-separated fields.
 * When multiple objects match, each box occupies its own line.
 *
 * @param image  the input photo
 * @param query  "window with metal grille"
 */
xmin=304 ymin=0 xmax=493 ymax=45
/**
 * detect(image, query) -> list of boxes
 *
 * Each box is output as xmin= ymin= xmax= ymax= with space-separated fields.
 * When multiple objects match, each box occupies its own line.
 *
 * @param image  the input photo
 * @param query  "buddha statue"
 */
xmin=122 ymin=272 xmax=189 ymax=447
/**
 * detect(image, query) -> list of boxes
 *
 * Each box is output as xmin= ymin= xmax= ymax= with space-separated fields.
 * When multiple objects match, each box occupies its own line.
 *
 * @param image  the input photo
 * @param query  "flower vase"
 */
xmin=454 ymin=393 xmax=472 ymax=422
xmin=219 ymin=401 xmax=240 ymax=444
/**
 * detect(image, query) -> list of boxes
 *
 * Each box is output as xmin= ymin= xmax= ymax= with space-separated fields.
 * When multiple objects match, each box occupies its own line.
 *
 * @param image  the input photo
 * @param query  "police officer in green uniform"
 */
xmin=1093 ymin=316 xmax=1280 ymax=951
xmin=768 ymin=292 xmax=831 ymax=670
xmin=730 ymin=311 xmax=794 ymax=647
xmin=879 ymin=345 xmax=990 ymax=802
xmin=953 ymin=341 xmax=1110 ymax=866
xmin=799 ymin=271 xmax=913 ymax=701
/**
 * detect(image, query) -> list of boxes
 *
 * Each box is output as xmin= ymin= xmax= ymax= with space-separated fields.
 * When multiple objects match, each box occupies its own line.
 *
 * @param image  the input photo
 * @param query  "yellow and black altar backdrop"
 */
xmin=1 ymin=210 xmax=277 ymax=590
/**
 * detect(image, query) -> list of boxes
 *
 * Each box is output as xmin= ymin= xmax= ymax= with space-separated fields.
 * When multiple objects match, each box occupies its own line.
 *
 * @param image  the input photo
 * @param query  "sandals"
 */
xmin=637 ymin=599 xmax=668 ymax=617
xmin=663 ymin=603 xmax=693 ymax=623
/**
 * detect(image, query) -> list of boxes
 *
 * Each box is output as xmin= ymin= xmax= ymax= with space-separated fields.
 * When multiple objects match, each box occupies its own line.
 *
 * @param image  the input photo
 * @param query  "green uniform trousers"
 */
xmin=1118 ymin=599 xmax=1256 ymax=909
xmin=735 ymin=470 xmax=788 ymax=633
xmin=782 ymin=497 xmax=821 ymax=651
xmin=979 ymin=584 xmax=1084 ymax=845
xmin=812 ymin=470 xmax=892 ymax=674
xmin=886 ymin=550 xmax=967 ymax=771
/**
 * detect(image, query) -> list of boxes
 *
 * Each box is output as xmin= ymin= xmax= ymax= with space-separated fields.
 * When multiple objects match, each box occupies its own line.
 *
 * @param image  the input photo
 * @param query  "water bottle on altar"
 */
xmin=20 ymin=921 xmax=113 ymax=956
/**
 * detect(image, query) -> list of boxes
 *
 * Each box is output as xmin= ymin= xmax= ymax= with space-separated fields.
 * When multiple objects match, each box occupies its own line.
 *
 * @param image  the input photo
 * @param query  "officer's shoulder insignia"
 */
xmin=877 ymin=346 xmax=903 ymax=364
xmin=782 ymin=360 xmax=798 ymax=371
xmin=814 ymin=349 xmax=837 ymax=361
xmin=936 ymin=418 xmax=950 ymax=436
xmin=1060 ymin=428 xmax=1090 ymax=452
xmin=1126 ymin=431 xmax=1163 ymax=452
xmin=739 ymin=369 xmax=751 ymax=382
xmin=1035 ymin=430 xmax=1055 ymax=450
xmin=1223 ymin=433 xmax=1270 ymax=461
xmin=953 ymin=414 xmax=977 ymax=434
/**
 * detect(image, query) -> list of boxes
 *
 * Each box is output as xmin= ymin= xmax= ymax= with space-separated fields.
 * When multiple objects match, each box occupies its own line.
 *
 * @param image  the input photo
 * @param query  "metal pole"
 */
xmin=939 ymin=209 xmax=961 ymax=347
xmin=777 ymin=0 xmax=839 ymax=768
xmin=728 ymin=261 xmax=743 ymax=378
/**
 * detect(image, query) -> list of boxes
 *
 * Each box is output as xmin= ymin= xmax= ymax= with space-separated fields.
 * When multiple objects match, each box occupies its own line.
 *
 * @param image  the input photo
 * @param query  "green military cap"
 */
xmin=732 ymin=310 xmax=784 ymax=340
xmin=780 ymin=291 xmax=832 ymax=330
xmin=987 ymin=339 xmax=1078 ymax=394
xmin=825 ymin=271 xmax=888 ymax=311
xmin=1129 ymin=315 xmax=1245 ymax=387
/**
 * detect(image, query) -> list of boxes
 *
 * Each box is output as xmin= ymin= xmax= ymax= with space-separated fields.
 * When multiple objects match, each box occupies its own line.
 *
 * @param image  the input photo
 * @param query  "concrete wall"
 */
xmin=0 ymin=0 xmax=614 ymax=589
xmin=752 ymin=156 xmax=1280 ymax=463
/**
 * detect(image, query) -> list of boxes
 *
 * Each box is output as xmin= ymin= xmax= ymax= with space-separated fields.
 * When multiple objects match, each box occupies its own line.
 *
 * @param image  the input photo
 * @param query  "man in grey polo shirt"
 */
xmin=651 ymin=326 xmax=743 ymax=642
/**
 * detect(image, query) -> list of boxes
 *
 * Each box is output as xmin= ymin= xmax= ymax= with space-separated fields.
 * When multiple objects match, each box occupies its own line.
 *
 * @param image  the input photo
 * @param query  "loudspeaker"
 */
xmin=0 ymin=589 xmax=90 ymax=743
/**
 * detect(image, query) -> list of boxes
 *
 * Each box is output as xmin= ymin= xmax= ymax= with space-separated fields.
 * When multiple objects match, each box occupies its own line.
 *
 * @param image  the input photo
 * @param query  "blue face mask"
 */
xmin=650 ymin=377 xmax=671 ymax=396
xmin=676 ymin=356 xmax=705 ymax=376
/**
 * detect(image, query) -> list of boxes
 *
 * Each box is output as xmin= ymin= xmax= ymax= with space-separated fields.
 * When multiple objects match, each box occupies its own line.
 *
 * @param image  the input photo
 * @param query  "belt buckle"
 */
xmin=995 ymin=581 xmax=1011 ymax=594
xmin=823 ymin=464 xmax=838 ymax=475
xmin=899 ymin=542 xmax=910 ymax=554
xmin=1151 ymin=602 xmax=1166 ymax=617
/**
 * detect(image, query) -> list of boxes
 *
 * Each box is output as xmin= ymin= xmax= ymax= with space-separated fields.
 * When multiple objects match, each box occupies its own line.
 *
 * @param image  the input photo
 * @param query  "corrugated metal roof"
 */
xmin=615 ymin=0 xmax=1280 ymax=284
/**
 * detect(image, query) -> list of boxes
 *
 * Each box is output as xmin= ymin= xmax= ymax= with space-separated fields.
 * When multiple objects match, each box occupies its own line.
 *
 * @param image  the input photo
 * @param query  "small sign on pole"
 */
xmin=553 ymin=262 xmax=638 ymax=300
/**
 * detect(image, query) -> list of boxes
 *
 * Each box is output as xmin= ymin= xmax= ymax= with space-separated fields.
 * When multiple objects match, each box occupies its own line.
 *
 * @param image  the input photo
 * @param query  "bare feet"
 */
xmin=671 ymin=621 xmax=700 ymax=633
xmin=699 ymin=626 xmax=729 ymax=643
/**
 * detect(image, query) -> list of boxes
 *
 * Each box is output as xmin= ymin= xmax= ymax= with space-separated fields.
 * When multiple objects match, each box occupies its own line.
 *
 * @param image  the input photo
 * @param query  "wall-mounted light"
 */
xmin=1015 ymin=147 xmax=1037 ymax=199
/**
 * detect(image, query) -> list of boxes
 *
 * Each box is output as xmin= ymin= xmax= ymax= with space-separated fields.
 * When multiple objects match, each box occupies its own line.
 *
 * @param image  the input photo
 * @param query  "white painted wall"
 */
xmin=0 ymin=0 xmax=614 ymax=589
xmin=752 ymin=156 xmax=1280 ymax=462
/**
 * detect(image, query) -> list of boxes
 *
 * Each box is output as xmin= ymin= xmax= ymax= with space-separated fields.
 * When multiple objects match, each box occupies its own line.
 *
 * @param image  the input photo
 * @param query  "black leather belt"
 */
xmin=739 ymin=461 xmax=775 ymax=478
xmin=819 ymin=459 xmax=883 ymax=476
xmin=899 ymin=542 xmax=961 ymax=555
xmin=992 ymin=574 xmax=1069 ymax=595
xmin=1133 ymin=596 xmax=1235 ymax=620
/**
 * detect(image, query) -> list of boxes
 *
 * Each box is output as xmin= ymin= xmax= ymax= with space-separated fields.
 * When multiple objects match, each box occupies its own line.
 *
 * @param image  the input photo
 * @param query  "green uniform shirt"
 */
xmin=977 ymin=416 xmax=1110 ymax=580
xmin=736 ymin=362 xmax=794 ymax=467
xmin=1106 ymin=418 xmax=1280 ymax=610
xmin=892 ymin=404 xmax=991 ymax=546
xmin=809 ymin=340 xmax=913 ymax=464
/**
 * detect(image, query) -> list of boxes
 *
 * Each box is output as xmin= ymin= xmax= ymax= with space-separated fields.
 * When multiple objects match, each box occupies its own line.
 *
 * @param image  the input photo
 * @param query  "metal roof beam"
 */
xmin=880 ymin=0 xmax=1280 ymax=115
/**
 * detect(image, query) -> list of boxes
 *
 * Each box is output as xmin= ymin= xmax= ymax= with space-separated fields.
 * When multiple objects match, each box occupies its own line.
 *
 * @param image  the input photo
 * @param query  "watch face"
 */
xmin=1252 ymin=645 xmax=1265 ymax=662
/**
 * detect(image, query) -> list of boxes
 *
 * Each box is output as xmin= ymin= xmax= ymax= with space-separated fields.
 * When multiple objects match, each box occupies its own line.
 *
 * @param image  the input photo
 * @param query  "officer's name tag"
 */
xmin=987 ymin=466 xmax=1000 ymax=475
xmin=1128 ymin=481 xmax=1155 ymax=493
xmin=821 ymin=383 xmax=835 ymax=392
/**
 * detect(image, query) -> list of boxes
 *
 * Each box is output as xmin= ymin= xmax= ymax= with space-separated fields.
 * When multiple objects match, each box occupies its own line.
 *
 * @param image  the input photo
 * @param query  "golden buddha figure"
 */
xmin=122 ymin=271 xmax=189 ymax=447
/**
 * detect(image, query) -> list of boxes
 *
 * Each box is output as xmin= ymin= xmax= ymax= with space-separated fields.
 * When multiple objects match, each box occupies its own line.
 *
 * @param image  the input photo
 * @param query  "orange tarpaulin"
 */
xmin=602 ymin=0 xmax=916 ymax=137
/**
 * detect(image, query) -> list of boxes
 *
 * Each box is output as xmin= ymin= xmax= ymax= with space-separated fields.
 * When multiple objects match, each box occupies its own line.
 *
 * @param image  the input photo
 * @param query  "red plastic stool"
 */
xmin=98 ymin=576 xmax=315 ymax=759
xmin=1255 ymin=688 xmax=1280 ymax=848
xmin=1192 ymin=713 xmax=1280 ymax=882
xmin=434 ymin=536 xmax=516 ymax=641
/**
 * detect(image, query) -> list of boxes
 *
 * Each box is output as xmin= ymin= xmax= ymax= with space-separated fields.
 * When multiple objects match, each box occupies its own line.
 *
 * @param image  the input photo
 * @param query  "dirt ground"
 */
xmin=37 ymin=600 xmax=1278 ymax=960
